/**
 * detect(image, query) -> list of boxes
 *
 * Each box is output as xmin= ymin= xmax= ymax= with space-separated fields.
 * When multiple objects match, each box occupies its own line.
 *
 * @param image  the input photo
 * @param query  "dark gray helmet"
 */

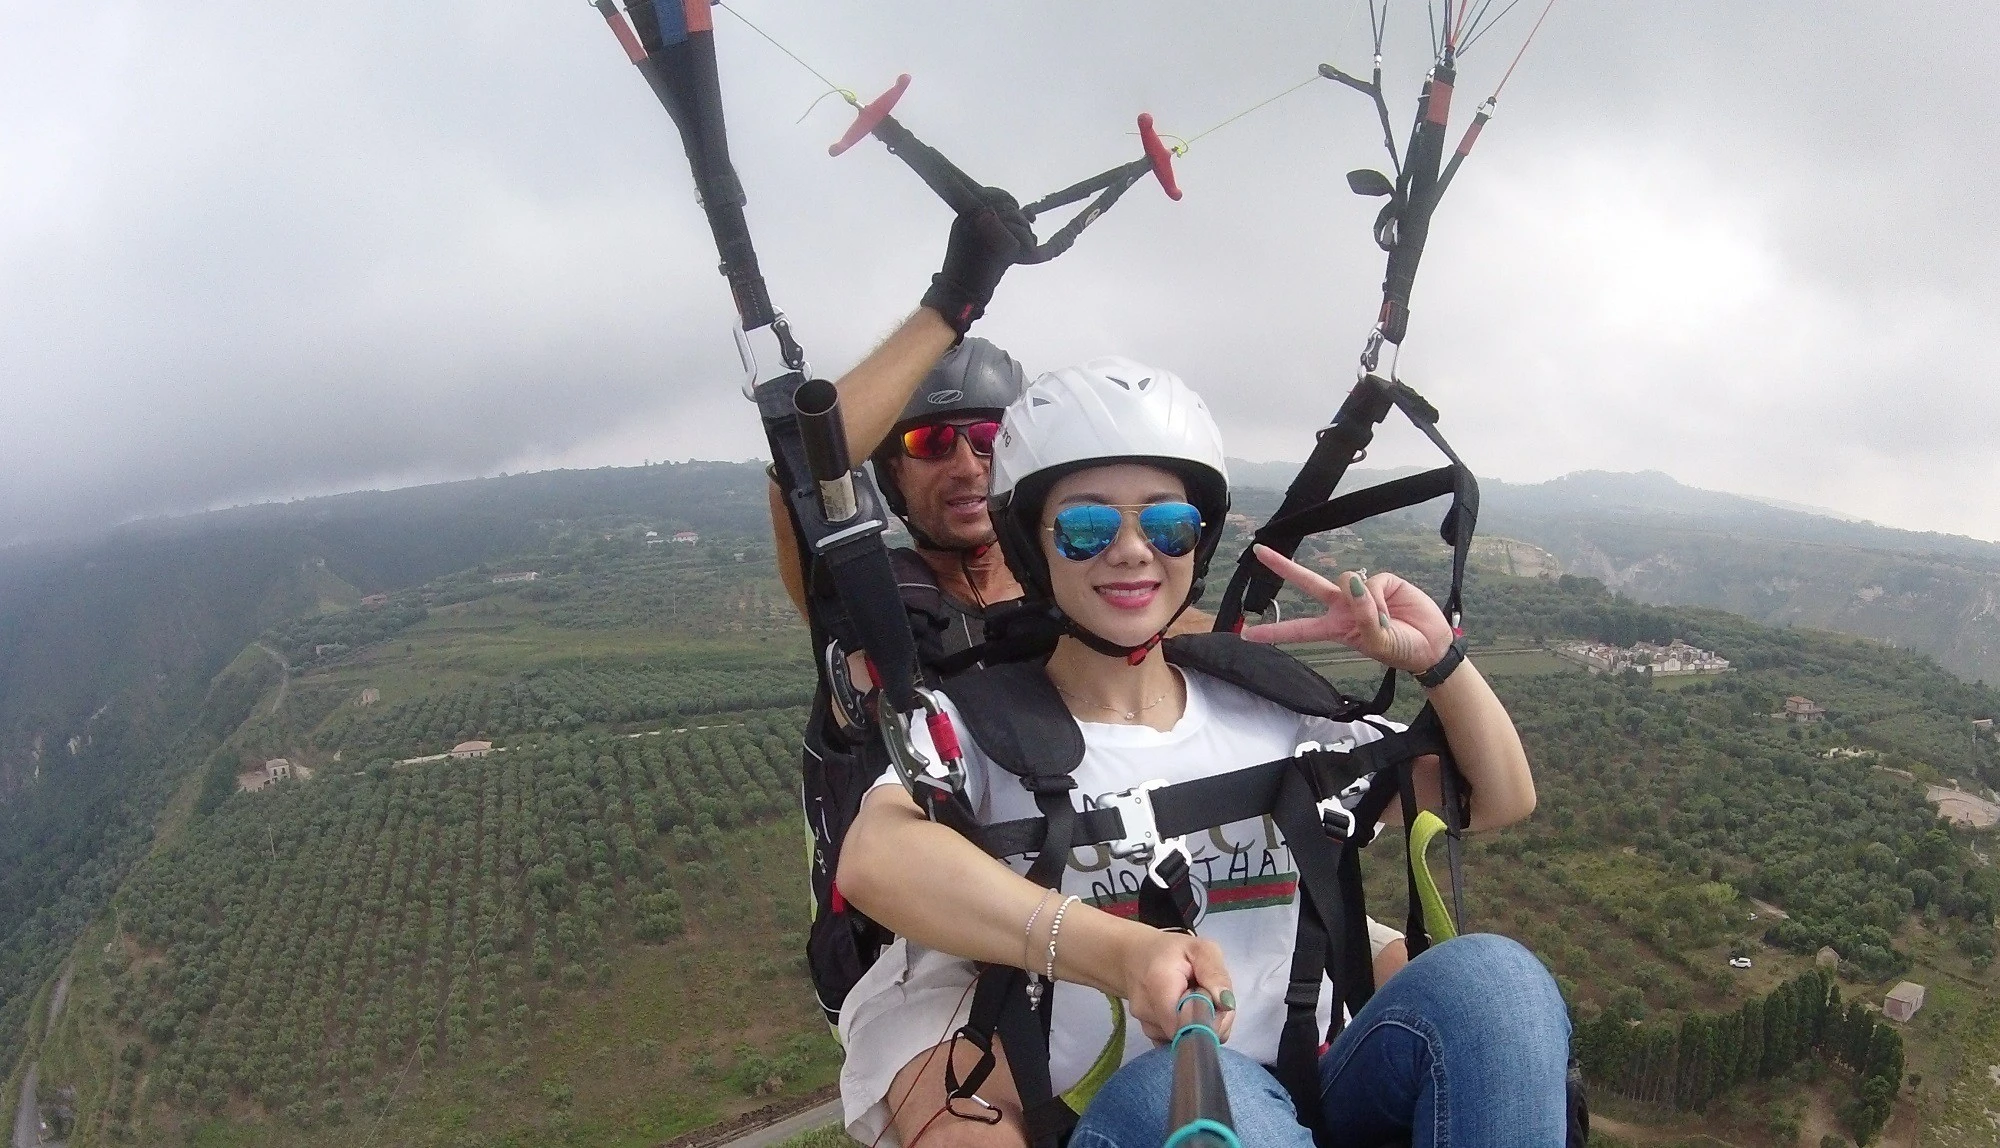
xmin=869 ymin=337 xmax=1029 ymax=529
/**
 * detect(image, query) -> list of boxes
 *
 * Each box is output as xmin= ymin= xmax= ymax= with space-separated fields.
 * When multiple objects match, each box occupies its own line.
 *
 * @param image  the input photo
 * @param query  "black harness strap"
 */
xmin=1136 ymin=850 xmax=1200 ymax=932
xmin=1024 ymin=778 xmax=1079 ymax=893
xmin=1269 ymin=765 xmax=1371 ymax=1144
xmin=1395 ymin=759 xmax=1431 ymax=959
xmin=922 ymin=637 xmax=1467 ymax=1145
xmin=979 ymin=743 xmax=1388 ymax=860
xmin=1213 ymin=375 xmax=1479 ymax=634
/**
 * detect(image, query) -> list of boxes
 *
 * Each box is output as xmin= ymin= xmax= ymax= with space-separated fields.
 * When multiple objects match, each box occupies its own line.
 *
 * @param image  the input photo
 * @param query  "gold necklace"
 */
xmin=1054 ymin=682 xmax=1173 ymax=721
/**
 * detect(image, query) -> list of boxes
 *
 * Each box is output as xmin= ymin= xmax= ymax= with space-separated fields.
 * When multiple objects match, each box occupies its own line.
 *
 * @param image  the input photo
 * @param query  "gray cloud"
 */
xmin=3 ymin=1 xmax=1995 ymax=545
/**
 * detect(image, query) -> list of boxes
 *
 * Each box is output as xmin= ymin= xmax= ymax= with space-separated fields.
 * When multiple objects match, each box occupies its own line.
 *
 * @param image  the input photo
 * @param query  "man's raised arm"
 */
xmin=769 ymin=189 xmax=1033 ymax=618
xmin=768 ymin=308 xmax=955 ymax=614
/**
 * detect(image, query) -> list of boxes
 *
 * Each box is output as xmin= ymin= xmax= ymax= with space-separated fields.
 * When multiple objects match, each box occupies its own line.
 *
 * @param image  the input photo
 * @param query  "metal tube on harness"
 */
xmin=793 ymin=378 xmax=860 ymax=523
xmin=591 ymin=0 xmax=926 ymax=718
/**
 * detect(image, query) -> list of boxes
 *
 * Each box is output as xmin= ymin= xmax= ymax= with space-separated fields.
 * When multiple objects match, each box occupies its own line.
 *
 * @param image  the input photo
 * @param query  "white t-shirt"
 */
xmin=836 ymin=668 xmax=1399 ymax=1144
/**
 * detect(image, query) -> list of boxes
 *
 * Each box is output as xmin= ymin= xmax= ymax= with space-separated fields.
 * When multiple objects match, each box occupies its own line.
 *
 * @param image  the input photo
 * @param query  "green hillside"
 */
xmin=8 ymin=474 xmax=2000 ymax=1147
xmin=0 ymin=463 xmax=782 ymax=1062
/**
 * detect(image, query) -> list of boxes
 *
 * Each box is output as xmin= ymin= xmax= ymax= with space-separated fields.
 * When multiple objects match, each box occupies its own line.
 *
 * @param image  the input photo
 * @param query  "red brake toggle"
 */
xmin=1137 ymin=113 xmax=1183 ymax=201
xmin=829 ymin=74 xmax=911 ymax=157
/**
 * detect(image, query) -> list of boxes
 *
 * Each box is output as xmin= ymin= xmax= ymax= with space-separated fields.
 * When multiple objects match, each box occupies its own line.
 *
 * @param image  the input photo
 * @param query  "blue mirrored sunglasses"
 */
xmin=1047 ymin=502 xmax=1205 ymax=561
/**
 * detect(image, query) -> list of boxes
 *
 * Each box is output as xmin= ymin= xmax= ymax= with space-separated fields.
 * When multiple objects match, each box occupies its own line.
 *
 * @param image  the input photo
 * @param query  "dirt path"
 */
xmin=719 ymin=1099 xmax=840 ymax=1148
xmin=12 ymin=1063 xmax=36 ymax=1148
xmin=1592 ymin=1091 xmax=1916 ymax=1148
xmin=1589 ymin=1113 xmax=1746 ymax=1146
xmin=255 ymin=642 xmax=290 ymax=714
xmin=44 ymin=963 xmax=73 ymax=1039
xmin=12 ymin=1062 xmax=61 ymax=1148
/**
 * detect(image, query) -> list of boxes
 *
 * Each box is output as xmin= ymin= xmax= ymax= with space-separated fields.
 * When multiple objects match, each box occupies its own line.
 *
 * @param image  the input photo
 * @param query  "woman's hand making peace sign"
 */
xmin=1238 ymin=544 xmax=1454 ymax=673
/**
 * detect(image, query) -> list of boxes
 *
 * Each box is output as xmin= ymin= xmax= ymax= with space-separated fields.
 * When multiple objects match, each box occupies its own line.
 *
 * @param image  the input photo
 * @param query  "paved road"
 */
xmin=720 ymin=1099 xmax=841 ymax=1148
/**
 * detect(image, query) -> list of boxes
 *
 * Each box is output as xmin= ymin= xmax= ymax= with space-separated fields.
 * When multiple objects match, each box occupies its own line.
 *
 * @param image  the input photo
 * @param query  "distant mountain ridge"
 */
xmin=1225 ymin=460 xmax=2000 ymax=681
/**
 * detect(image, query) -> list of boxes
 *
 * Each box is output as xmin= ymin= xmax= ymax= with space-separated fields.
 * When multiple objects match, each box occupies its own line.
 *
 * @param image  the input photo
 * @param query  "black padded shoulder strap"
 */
xmin=942 ymin=660 xmax=1085 ymax=782
xmin=950 ymin=633 xmax=1374 ymax=782
xmin=887 ymin=546 xmax=946 ymax=610
xmin=1164 ymin=632 xmax=1370 ymax=722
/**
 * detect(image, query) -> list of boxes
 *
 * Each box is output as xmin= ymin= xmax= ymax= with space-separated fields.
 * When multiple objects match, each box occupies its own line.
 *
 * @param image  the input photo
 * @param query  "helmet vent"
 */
xmin=1105 ymin=374 xmax=1152 ymax=392
xmin=1031 ymin=396 xmax=1053 ymax=407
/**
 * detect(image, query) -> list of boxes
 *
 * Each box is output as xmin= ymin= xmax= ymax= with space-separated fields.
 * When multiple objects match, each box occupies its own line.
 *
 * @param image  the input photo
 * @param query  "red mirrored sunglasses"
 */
xmin=899 ymin=420 xmax=1002 ymax=460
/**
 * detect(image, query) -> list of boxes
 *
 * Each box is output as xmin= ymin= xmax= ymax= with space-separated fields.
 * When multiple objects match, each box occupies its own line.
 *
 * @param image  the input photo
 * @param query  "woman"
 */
xmin=836 ymin=359 xmax=1570 ymax=1146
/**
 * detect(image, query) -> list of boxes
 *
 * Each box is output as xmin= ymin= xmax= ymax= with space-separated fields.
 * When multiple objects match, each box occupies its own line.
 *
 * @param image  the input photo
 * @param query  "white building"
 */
xmin=1884 ymin=982 xmax=1926 ymax=1023
xmin=1552 ymin=638 xmax=1731 ymax=677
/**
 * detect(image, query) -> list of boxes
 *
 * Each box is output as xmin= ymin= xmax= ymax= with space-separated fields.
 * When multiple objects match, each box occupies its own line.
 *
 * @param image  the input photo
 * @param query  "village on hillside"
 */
xmin=1551 ymin=638 xmax=1733 ymax=677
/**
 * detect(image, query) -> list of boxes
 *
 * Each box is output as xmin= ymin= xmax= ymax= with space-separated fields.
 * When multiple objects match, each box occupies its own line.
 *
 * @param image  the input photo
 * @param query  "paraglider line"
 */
xmin=1457 ymin=0 xmax=1527 ymax=55
xmin=797 ymin=86 xmax=860 ymax=123
xmin=714 ymin=1 xmax=859 ymax=110
xmin=1174 ymin=75 xmax=1320 ymax=153
xmin=1489 ymin=0 xmax=1558 ymax=96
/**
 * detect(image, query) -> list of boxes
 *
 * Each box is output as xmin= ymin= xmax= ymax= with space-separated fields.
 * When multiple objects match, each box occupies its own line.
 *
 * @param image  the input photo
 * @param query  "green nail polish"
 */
xmin=1219 ymin=989 xmax=1237 ymax=1012
xmin=1349 ymin=575 xmax=1367 ymax=598
xmin=1379 ymin=611 xmax=1392 ymax=629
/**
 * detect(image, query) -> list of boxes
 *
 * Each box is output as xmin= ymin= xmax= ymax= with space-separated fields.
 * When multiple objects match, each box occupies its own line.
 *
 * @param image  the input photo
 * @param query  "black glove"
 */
xmin=920 ymin=187 xmax=1034 ymax=339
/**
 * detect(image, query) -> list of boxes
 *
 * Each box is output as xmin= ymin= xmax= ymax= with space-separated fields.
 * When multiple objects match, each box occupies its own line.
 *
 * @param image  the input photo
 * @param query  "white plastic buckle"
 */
xmin=1297 ymin=740 xmax=1370 ymax=841
xmin=1102 ymin=780 xmax=1190 ymax=888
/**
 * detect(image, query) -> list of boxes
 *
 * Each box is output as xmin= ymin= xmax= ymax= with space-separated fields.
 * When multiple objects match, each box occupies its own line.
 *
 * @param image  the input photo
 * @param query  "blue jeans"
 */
xmin=1070 ymin=934 xmax=1570 ymax=1147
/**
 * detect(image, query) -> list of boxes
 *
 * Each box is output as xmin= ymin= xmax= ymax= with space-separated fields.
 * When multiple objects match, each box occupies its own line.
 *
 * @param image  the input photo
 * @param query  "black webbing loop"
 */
xmin=1250 ymin=466 xmax=1454 ymax=546
xmin=1024 ymin=782 xmax=1077 ymax=893
xmin=1438 ymin=753 xmax=1471 ymax=932
xmin=1136 ymin=850 xmax=1199 ymax=932
xmin=1017 ymin=159 xmax=1155 ymax=265
xmin=942 ymin=1018 xmax=999 ymax=1106
xmin=1270 ymin=762 xmax=1370 ymax=1140
xmin=995 ymin=972 xmax=1073 ymax=1148
xmin=1395 ymin=760 xmax=1430 ymax=960
xmin=856 ymin=109 xmax=1162 ymax=267
xmin=1213 ymin=375 xmax=1479 ymax=634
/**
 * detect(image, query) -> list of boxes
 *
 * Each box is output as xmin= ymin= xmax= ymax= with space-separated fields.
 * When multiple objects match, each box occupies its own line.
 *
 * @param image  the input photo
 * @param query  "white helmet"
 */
xmin=989 ymin=358 xmax=1231 ymax=609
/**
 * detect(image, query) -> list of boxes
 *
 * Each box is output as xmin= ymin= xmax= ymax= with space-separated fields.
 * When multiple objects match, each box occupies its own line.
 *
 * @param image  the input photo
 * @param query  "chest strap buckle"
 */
xmin=1297 ymin=740 xmax=1373 ymax=842
xmin=1100 ymin=780 xmax=1192 ymax=890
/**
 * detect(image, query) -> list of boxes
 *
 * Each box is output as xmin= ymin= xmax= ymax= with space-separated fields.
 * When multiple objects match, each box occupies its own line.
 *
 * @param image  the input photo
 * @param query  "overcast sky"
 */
xmin=4 ymin=1 xmax=1995 ymax=546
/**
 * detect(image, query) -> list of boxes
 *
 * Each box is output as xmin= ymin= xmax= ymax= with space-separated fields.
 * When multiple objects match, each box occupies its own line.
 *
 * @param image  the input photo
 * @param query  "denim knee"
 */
xmin=1408 ymin=933 xmax=1569 ymax=1042
xmin=1074 ymin=1045 xmax=1311 ymax=1148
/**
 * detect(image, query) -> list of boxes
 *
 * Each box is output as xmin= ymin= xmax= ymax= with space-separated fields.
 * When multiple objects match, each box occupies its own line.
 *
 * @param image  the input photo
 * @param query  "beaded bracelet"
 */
xmin=1021 ymin=889 xmax=1058 ymax=971
xmin=1043 ymin=896 xmax=1081 ymax=986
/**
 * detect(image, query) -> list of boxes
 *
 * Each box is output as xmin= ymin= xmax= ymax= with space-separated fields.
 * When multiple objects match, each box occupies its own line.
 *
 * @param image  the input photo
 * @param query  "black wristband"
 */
xmin=919 ymin=275 xmax=982 ymax=340
xmin=1413 ymin=639 xmax=1466 ymax=689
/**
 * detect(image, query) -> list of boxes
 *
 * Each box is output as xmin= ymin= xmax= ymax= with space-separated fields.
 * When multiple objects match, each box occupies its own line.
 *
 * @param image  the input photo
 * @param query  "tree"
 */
xmin=1736 ymin=998 xmax=1765 ymax=1087
xmin=1839 ymin=1073 xmax=1894 ymax=1146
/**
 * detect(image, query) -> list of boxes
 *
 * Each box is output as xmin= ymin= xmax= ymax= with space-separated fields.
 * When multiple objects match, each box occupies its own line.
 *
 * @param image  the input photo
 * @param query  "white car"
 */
xmin=1729 ymin=956 xmax=1753 ymax=969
